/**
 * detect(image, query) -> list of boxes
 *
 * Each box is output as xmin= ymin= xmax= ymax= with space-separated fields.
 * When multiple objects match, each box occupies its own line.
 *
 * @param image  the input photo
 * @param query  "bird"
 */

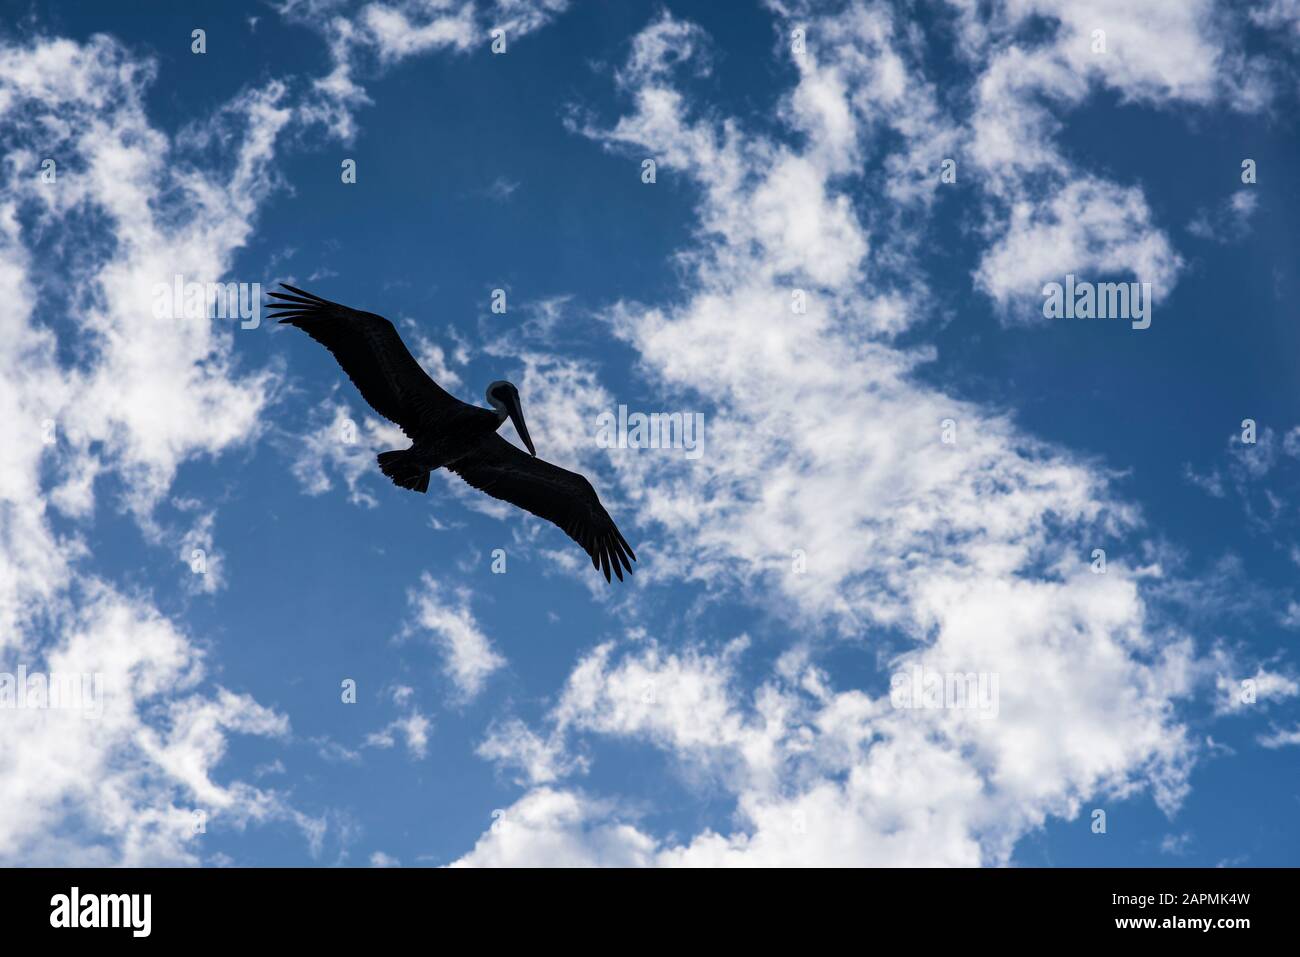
xmin=269 ymin=283 xmax=636 ymax=582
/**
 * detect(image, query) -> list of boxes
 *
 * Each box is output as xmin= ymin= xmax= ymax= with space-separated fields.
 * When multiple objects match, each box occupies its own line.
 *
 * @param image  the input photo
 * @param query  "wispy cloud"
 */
xmin=403 ymin=574 xmax=505 ymax=701
xmin=0 ymin=32 xmax=318 ymax=864
xmin=449 ymin=5 xmax=1281 ymax=865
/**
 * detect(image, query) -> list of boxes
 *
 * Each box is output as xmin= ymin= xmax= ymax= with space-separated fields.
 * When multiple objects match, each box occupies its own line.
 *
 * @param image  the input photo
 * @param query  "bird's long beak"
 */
xmin=505 ymin=392 xmax=537 ymax=456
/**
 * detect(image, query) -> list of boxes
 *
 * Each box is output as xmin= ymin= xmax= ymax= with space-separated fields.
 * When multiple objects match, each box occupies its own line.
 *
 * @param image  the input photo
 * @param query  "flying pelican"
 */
xmin=269 ymin=284 xmax=636 ymax=582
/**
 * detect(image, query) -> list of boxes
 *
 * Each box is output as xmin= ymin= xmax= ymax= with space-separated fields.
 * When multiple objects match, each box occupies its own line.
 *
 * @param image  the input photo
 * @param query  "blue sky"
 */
xmin=2 ymin=0 xmax=1299 ymax=867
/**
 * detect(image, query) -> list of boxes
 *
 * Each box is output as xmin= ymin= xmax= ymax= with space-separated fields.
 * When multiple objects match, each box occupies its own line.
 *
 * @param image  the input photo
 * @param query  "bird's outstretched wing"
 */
xmin=448 ymin=435 xmax=636 ymax=582
xmin=269 ymin=284 xmax=462 ymax=438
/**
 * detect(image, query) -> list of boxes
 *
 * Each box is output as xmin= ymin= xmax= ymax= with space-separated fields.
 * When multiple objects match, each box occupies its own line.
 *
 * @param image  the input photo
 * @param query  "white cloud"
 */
xmin=278 ymin=0 xmax=569 ymax=140
xmin=365 ymin=685 xmax=433 ymax=759
xmin=0 ymin=33 xmax=319 ymax=864
xmin=404 ymin=574 xmax=505 ymax=701
xmin=552 ymin=639 xmax=771 ymax=784
xmin=1188 ymin=190 xmax=1260 ymax=242
xmin=1252 ymin=0 xmax=1300 ymax=36
xmin=477 ymin=718 xmax=583 ymax=785
xmin=1258 ymin=724 xmax=1300 ymax=748
xmin=953 ymin=0 xmax=1269 ymax=318
xmin=0 ymin=583 xmax=310 ymax=865
xmin=484 ymin=176 xmax=520 ymax=203
xmin=976 ymin=177 xmax=1183 ymax=310
xmin=1183 ymin=463 xmax=1227 ymax=498
xmin=466 ymin=622 xmax=1195 ymax=866
xmin=452 ymin=788 xmax=656 ymax=867
xmin=1284 ymin=602 xmax=1300 ymax=629
xmin=288 ymin=399 xmax=407 ymax=506
xmin=950 ymin=0 xmax=1270 ymax=112
xmin=176 ymin=508 xmax=226 ymax=595
xmin=454 ymin=5 xmax=1277 ymax=866
xmin=1215 ymin=667 xmax=1299 ymax=715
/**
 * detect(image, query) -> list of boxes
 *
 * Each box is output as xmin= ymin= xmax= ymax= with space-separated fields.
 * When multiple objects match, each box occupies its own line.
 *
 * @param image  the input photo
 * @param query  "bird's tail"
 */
xmin=377 ymin=450 xmax=430 ymax=494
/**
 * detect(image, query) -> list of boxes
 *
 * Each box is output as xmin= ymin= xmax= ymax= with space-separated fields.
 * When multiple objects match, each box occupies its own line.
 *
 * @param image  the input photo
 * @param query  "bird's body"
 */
xmin=378 ymin=403 xmax=504 ymax=490
xmin=269 ymin=284 xmax=636 ymax=581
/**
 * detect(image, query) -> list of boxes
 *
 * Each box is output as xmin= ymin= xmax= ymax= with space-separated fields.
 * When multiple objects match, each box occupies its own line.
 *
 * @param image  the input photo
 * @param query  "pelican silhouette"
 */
xmin=270 ymin=284 xmax=636 ymax=582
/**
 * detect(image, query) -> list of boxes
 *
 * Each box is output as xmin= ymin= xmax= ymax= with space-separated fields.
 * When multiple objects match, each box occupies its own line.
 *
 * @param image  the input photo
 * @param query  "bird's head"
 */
xmin=486 ymin=380 xmax=536 ymax=456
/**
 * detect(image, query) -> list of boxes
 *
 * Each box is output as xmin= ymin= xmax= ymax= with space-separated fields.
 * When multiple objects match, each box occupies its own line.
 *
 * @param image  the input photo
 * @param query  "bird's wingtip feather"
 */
xmin=278 ymin=282 xmax=326 ymax=301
